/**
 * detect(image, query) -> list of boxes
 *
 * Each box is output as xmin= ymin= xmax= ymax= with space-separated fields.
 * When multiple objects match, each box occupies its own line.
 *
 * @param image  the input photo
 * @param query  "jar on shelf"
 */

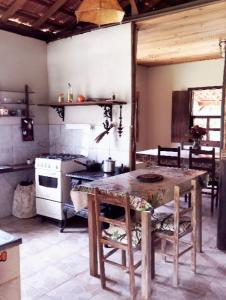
xmin=58 ymin=93 xmax=64 ymax=103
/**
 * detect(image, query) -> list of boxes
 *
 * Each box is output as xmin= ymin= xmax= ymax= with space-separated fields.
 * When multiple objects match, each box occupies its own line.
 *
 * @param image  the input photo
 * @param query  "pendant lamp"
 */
xmin=75 ymin=0 xmax=125 ymax=26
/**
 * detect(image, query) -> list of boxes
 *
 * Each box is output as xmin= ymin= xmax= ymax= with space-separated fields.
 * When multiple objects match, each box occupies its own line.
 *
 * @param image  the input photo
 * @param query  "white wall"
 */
xmin=137 ymin=59 xmax=224 ymax=149
xmin=136 ymin=65 xmax=149 ymax=151
xmin=47 ymin=24 xmax=132 ymax=166
xmin=0 ymin=30 xmax=49 ymax=218
xmin=0 ymin=30 xmax=49 ymax=125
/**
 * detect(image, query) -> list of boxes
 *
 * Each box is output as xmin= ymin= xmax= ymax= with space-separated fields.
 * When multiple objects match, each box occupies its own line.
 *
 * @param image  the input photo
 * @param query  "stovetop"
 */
xmin=39 ymin=153 xmax=85 ymax=161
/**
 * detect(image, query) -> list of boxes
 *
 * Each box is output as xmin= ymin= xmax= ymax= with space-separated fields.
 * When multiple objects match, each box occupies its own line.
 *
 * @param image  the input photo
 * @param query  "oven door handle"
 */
xmin=36 ymin=172 xmax=59 ymax=178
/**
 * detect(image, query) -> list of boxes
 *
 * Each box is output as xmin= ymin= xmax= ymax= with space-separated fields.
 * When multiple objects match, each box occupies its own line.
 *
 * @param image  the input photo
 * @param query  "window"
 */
xmin=190 ymin=87 xmax=222 ymax=147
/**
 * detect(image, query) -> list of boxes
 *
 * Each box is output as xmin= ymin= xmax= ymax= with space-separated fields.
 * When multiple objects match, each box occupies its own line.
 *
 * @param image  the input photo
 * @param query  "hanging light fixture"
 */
xmin=75 ymin=0 xmax=125 ymax=26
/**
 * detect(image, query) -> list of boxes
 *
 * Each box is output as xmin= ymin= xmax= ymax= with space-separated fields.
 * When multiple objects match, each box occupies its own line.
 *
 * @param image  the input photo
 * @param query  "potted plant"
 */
xmin=189 ymin=125 xmax=207 ymax=150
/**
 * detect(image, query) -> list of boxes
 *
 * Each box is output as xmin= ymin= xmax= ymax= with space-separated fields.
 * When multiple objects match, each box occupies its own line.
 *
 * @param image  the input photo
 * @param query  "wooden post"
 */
xmin=25 ymin=84 xmax=29 ymax=118
xmin=196 ymin=180 xmax=202 ymax=253
xmin=141 ymin=210 xmax=153 ymax=300
xmin=217 ymin=40 xmax=226 ymax=250
xmin=88 ymin=193 xmax=98 ymax=277
xmin=130 ymin=22 xmax=138 ymax=171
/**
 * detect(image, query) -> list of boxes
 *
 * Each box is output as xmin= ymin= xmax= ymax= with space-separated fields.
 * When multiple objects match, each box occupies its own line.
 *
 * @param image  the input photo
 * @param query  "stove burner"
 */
xmin=40 ymin=153 xmax=85 ymax=161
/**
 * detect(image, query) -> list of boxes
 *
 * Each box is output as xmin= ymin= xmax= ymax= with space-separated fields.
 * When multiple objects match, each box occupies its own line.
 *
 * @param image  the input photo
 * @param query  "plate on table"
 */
xmin=136 ymin=173 xmax=164 ymax=183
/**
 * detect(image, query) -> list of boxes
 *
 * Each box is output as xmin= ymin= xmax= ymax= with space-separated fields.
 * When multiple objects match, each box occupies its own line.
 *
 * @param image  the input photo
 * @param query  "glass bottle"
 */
xmin=67 ymin=83 xmax=73 ymax=103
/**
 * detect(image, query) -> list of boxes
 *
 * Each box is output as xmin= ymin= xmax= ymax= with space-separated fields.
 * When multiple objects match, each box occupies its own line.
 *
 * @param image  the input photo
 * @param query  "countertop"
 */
xmin=0 ymin=230 xmax=22 ymax=251
xmin=0 ymin=164 xmax=34 ymax=174
xmin=66 ymin=170 xmax=120 ymax=182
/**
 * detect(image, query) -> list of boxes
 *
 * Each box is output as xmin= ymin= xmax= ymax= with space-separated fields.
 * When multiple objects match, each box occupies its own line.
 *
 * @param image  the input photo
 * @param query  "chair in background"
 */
xmin=158 ymin=146 xmax=181 ymax=168
xmin=189 ymin=147 xmax=219 ymax=214
xmin=94 ymin=188 xmax=142 ymax=300
xmin=152 ymin=180 xmax=197 ymax=286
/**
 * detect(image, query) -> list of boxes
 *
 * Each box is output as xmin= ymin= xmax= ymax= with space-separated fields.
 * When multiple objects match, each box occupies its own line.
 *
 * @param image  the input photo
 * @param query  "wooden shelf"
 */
xmin=0 ymin=89 xmax=34 ymax=94
xmin=38 ymin=100 xmax=127 ymax=107
xmin=38 ymin=100 xmax=127 ymax=123
xmin=0 ymin=102 xmax=35 ymax=105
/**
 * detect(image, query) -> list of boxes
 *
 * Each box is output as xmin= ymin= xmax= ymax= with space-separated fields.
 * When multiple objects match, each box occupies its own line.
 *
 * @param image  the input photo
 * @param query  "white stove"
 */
xmin=35 ymin=154 xmax=87 ymax=221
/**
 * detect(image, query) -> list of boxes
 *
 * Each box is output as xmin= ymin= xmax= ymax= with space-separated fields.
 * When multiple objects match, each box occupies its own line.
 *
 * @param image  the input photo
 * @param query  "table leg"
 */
xmin=196 ymin=182 xmax=202 ymax=253
xmin=88 ymin=193 xmax=98 ymax=277
xmin=141 ymin=210 xmax=153 ymax=300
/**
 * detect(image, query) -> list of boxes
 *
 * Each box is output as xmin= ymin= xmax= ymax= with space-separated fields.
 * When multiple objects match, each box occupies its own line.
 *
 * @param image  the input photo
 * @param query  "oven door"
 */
xmin=35 ymin=169 xmax=62 ymax=202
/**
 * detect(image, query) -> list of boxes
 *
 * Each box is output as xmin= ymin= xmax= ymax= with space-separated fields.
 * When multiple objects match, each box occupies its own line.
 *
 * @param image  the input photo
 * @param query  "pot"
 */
xmin=102 ymin=157 xmax=115 ymax=173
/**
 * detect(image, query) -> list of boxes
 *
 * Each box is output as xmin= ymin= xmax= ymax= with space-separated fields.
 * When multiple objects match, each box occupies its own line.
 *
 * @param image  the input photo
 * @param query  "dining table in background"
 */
xmin=78 ymin=166 xmax=207 ymax=300
xmin=136 ymin=148 xmax=220 ymax=177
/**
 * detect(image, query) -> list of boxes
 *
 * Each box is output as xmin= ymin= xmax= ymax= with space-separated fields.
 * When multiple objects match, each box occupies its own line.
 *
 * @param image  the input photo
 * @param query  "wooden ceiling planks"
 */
xmin=136 ymin=0 xmax=226 ymax=66
xmin=0 ymin=0 xmax=223 ymax=62
xmin=0 ymin=0 xmax=198 ymax=41
xmin=0 ymin=0 xmax=27 ymax=21
xmin=32 ymin=0 xmax=68 ymax=28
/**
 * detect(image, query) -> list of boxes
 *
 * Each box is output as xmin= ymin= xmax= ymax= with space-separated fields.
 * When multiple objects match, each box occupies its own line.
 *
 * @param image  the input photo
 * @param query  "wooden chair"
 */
xmin=189 ymin=147 xmax=218 ymax=214
xmin=94 ymin=188 xmax=141 ymax=300
xmin=158 ymin=146 xmax=181 ymax=168
xmin=152 ymin=180 xmax=197 ymax=286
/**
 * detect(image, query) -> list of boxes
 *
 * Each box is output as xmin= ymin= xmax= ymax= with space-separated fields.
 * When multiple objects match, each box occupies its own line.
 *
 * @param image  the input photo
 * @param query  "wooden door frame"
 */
xmin=130 ymin=22 xmax=138 ymax=171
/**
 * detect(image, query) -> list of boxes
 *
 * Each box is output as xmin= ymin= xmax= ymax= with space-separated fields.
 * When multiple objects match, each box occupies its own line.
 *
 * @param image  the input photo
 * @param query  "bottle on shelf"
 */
xmin=67 ymin=83 xmax=73 ymax=103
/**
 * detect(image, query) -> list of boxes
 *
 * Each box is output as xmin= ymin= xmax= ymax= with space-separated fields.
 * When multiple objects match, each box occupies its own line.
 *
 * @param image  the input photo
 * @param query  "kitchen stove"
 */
xmin=35 ymin=154 xmax=87 ymax=222
xmin=39 ymin=153 xmax=85 ymax=161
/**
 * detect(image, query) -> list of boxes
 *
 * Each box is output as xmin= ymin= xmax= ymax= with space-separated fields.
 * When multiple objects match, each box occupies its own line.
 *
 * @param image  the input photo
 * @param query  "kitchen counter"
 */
xmin=0 ymin=230 xmax=22 ymax=300
xmin=0 ymin=163 xmax=34 ymax=174
xmin=66 ymin=170 xmax=119 ymax=182
xmin=0 ymin=230 xmax=22 ymax=251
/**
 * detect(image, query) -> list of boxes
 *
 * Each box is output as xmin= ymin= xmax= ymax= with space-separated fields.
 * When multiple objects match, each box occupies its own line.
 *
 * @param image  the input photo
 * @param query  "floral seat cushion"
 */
xmin=103 ymin=223 xmax=142 ymax=248
xmin=151 ymin=213 xmax=191 ymax=236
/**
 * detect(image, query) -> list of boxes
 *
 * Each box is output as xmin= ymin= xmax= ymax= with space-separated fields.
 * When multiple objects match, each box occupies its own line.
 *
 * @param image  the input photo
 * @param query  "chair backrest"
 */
xmin=189 ymin=147 xmax=215 ymax=178
xmin=94 ymin=188 xmax=132 ymax=249
xmin=174 ymin=180 xmax=196 ymax=236
xmin=158 ymin=146 xmax=181 ymax=168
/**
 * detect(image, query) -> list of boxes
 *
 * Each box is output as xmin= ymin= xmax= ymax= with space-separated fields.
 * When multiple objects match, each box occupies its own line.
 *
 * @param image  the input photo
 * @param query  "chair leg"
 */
xmin=121 ymin=250 xmax=126 ymax=267
xmin=188 ymin=193 xmax=191 ymax=208
xmin=173 ymin=240 xmax=179 ymax=287
xmin=211 ymin=187 xmax=214 ymax=215
xmin=161 ymin=240 xmax=167 ymax=262
xmin=98 ymin=244 xmax=106 ymax=289
xmin=128 ymin=250 xmax=135 ymax=300
xmin=184 ymin=194 xmax=188 ymax=203
xmin=215 ymin=186 xmax=219 ymax=208
xmin=191 ymin=237 xmax=196 ymax=274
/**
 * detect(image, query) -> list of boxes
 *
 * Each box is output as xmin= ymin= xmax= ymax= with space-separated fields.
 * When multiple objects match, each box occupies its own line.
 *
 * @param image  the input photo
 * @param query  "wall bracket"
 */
xmin=51 ymin=106 xmax=65 ymax=121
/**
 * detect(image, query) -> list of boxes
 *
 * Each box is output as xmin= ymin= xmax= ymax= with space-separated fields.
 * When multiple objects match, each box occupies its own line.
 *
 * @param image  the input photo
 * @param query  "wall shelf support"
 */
xmin=51 ymin=106 xmax=65 ymax=121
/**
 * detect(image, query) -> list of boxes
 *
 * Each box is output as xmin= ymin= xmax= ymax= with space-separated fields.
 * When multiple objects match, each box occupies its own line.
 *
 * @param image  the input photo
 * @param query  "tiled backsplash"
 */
xmin=0 ymin=124 xmax=49 ymax=218
xmin=49 ymin=124 xmax=130 ymax=167
xmin=0 ymin=124 xmax=49 ymax=165
xmin=0 ymin=123 xmax=130 ymax=218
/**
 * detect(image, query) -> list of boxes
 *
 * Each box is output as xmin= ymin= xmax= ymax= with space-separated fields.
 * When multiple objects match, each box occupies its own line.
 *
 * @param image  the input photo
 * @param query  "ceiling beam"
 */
xmin=130 ymin=0 xmax=139 ymax=15
xmin=0 ymin=0 xmax=27 ymax=22
xmin=0 ymin=4 xmax=65 ymax=29
xmin=0 ymin=20 xmax=51 ymax=41
xmin=30 ymin=0 xmax=75 ymax=17
xmin=33 ymin=0 xmax=68 ymax=29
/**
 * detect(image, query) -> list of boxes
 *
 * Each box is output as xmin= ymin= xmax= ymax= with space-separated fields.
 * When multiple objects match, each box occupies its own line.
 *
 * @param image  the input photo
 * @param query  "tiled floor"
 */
xmin=0 ymin=198 xmax=226 ymax=300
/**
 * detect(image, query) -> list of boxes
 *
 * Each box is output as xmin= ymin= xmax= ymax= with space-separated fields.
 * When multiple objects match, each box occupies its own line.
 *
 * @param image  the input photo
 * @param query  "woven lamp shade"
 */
xmin=75 ymin=0 xmax=125 ymax=26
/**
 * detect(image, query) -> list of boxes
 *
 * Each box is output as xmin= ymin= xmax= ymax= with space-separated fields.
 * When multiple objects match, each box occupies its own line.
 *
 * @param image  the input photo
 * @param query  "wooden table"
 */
xmin=79 ymin=166 xmax=206 ymax=300
xmin=136 ymin=148 xmax=220 ymax=176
